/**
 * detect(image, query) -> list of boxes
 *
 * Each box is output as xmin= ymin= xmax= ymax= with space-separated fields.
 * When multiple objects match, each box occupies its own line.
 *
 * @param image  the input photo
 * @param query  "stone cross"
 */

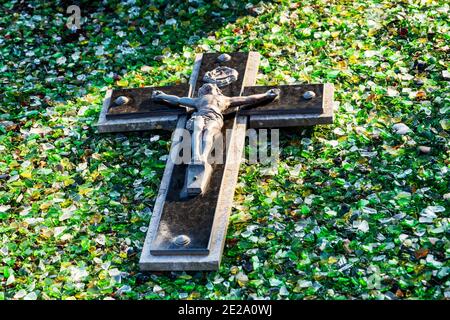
xmin=97 ymin=52 xmax=334 ymax=271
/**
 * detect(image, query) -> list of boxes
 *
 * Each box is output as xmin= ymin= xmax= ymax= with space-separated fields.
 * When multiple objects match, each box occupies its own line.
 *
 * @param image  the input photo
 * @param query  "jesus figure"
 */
xmin=152 ymin=83 xmax=280 ymax=195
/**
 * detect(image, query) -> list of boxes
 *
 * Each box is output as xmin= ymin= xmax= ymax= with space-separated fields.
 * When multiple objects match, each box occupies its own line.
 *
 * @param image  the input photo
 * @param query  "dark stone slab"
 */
xmin=150 ymin=119 xmax=233 ymax=256
xmin=248 ymin=83 xmax=334 ymax=128
xmin=239 ymin=84 xmax=324 ymax=116
xmin=97 ymin=56 xmax=204 ymax=133
xmin=105 ymin=85 xmax=189 ymax=120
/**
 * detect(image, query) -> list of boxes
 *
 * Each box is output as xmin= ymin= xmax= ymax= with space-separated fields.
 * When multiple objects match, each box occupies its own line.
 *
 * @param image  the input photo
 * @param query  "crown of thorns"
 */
xmin=202 ymin=66 xmax=239 ymax=87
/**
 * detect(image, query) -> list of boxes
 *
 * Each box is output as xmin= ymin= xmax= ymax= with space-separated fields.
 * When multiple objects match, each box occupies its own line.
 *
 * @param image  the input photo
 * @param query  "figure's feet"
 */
xmin=185 ymin=161 xmax=213 ymax=197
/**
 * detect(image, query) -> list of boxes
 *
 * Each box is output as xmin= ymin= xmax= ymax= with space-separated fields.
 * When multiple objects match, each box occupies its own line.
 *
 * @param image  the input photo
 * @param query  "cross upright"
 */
xmin=97 ymin=52 xmax=334 ymax=271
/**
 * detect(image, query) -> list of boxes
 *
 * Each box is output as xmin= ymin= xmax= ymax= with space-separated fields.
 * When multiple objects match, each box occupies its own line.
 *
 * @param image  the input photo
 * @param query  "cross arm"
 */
xmin=152 ymin=90 xmax=197 ymax=108
xmin=227 ymin=88 xmax=280 ymax=108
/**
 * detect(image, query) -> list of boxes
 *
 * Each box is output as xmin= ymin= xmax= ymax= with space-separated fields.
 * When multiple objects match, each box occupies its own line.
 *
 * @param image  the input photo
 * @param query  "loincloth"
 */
xmin=186 ymin=110 xmax=224 ymax=131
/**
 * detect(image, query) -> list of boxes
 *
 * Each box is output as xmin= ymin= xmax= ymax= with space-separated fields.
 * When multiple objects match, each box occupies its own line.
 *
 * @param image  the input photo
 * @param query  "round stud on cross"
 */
xmin=216 ymin=53 xmax=231 ymax=63
xmin=302 ymin=91 xmax=316 ymax=100
xmin=173 ymin=234 xmax=191 ymax=247
xmin=114 ymin=96 xmax=130 ymax=105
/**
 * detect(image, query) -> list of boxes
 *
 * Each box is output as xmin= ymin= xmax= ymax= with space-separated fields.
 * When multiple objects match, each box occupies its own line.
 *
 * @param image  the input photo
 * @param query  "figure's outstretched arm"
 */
xmin=152 ymin=90 xmax=197 ymax=108
xmin=227 ymin=88 xmax=280 ymax=108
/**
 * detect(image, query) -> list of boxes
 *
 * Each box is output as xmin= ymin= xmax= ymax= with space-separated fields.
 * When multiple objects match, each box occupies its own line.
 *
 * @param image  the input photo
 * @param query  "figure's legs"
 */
xmin=201 ymin=120 xmax=223 ymax=165
xmin=191 ymin=116 xmax=205 ymax=164
xmin=182 ymin=118 xmax=222 ymax=197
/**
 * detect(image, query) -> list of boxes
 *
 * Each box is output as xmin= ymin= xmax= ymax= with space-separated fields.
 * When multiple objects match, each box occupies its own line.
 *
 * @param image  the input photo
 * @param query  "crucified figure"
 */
xmin=152 ymin=83 xmax=280 ymax=166
xmin=152 ymin=83 xmax=279 ymax=196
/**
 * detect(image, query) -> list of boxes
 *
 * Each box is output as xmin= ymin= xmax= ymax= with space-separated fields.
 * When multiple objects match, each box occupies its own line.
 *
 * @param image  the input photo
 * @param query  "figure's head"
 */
xmin=198 ymin=83 xmax=222 ymax=97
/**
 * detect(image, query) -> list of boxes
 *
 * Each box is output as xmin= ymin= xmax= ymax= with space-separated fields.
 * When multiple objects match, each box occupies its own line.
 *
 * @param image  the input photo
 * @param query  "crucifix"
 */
xmin=97 ymin=52 xmax=333 ymax=271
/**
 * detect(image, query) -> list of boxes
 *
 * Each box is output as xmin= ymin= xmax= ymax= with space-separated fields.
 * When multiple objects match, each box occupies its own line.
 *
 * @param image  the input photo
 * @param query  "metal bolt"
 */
xmin=217 ymin=53 xmax=231 ymax=63
xmin=173 ymin=234 xmax=191 ymax=246
xmin=303 ymin=91 xmax=316 ymax=100
xmin=114 ymin=96 xmax=130 ymax=105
